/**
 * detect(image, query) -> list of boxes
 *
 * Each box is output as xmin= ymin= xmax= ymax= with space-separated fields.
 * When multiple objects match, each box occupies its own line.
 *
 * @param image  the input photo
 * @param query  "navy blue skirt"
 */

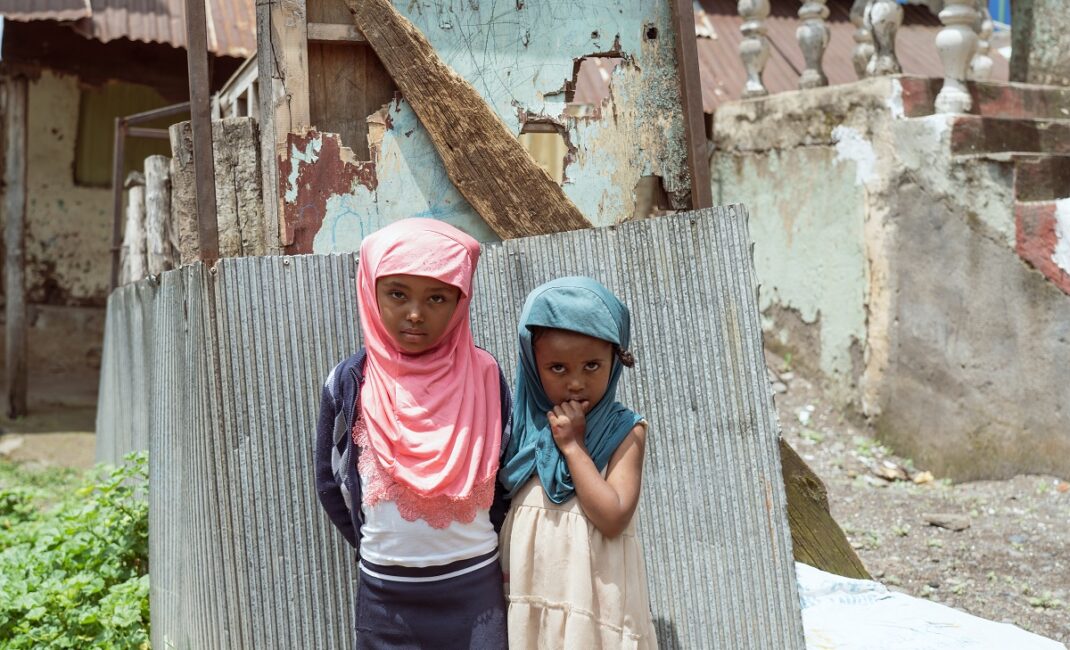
xmin=355 ymin=551 xmax=507 ymax=650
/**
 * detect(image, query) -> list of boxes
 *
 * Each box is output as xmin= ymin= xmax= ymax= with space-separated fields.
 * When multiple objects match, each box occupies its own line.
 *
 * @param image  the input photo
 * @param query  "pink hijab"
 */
xmin=355 ymin=218 xmax=502 ymax=527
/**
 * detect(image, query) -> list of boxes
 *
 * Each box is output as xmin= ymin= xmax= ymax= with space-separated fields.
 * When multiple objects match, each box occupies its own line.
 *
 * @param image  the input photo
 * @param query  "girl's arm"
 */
xmin=550 ymin=401 xmax=647 ymax=538
xmin=314 ymin=369 xmax=359 ymax=548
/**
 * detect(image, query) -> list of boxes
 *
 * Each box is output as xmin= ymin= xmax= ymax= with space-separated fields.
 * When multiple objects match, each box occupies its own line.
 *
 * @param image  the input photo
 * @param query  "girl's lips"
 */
xmin=400 ymin=330 xmax=426 ymax=341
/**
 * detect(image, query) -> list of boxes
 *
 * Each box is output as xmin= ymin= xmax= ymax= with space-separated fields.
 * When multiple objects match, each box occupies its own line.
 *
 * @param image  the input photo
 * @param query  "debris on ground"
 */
xmin=768 ymin=351 xmax=1070 ymax=645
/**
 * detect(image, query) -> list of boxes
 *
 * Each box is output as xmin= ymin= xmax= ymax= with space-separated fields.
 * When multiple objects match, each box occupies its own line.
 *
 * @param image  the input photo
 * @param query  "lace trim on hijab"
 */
xmin=353 ymin=410 xmax=495 ymax=530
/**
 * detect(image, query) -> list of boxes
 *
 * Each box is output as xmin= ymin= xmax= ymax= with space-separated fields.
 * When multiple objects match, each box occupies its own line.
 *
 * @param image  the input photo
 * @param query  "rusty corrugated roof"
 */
xmin=0 ymin=0 xmax=255 ymax=58
xmin=697 ymin=0 xmax=1009 ymax=111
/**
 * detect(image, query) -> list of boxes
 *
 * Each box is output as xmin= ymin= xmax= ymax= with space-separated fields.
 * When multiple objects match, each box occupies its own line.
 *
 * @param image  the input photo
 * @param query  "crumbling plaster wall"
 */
xmin=301 ymin=0 xmax=690 ymax=252
xmin=712 ymin=76 xmax=1070 ymax=479
xmin=0 ymin=69 xmax=109 ymax=378
xmin=711 ymin=78 xmax=899 ymax=404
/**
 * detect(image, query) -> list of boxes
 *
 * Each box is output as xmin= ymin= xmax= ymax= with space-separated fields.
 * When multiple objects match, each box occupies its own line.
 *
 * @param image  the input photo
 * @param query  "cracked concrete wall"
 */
xmin=712 ymin=77 xmax=1070 ymax=479
xmin=298 ymin=0 xmax=690 ymax=252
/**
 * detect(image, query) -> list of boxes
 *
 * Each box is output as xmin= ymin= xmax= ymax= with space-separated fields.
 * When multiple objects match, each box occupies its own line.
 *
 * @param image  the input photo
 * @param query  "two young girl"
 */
xmin=316 ymin=219 xmax=658 ymax=649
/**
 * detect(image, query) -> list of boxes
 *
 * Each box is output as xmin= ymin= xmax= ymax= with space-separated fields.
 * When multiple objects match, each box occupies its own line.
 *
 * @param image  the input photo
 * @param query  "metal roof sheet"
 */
xmin=0 ymin=0 xmax=255 ymax=58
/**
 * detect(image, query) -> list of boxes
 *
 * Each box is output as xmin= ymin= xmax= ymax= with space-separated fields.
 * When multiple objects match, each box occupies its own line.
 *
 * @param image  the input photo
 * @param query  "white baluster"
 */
xmin=969 ymin=2 xmax=994 ymax=82
xmin=739 ymin=0 xmax=771 ymax=98
xmin=797 ymin=0 xmax=830 ymax=88
xmin=865 ymin=0 xmax=903 ymax=76
xmin=936 ymin=0 xmax=980 ymax=113
xmin=850 ymin=0 xmax=875 ymax=79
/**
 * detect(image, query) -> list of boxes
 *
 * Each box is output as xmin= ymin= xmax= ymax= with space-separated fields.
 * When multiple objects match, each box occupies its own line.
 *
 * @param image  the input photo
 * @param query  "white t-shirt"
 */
xmin=358 ymin=473 xmax=497 ymax=567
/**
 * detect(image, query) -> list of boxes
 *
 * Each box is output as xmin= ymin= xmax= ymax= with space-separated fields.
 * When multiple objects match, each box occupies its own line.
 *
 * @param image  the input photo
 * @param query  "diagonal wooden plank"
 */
xmin=343 ymin=0 xmax=592 ymax=239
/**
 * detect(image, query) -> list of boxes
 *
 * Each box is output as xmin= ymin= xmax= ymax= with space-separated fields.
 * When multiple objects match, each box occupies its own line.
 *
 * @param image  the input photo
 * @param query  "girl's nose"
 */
xmin=567 ymin=376 xmax=583 ymax=391
xmin=406 ymin=306 xmax=423 ymax=323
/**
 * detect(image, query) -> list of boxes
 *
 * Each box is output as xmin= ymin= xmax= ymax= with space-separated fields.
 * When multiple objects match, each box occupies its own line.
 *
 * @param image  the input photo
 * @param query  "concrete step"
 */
xmin=949 ymin=116 xmax=1070 ymax=157
xmin=899 ymin=76 xmax=1070 ymax=120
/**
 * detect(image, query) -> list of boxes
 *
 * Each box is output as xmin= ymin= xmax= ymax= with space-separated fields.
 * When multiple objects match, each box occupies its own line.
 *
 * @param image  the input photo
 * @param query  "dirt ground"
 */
xmin=769 ymin=353 xmax=1070 ymax=645
xmin=0 ymin=367 xmax=98 ymax=470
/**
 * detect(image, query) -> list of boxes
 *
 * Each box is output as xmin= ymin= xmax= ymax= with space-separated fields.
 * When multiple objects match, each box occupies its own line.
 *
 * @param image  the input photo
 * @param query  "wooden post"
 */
xmin=120 ymin=173 xmax=147 ymax=284
xmin=256 ymin=0 xmax=309 ymax=251
xmin=4 ymin=75 xmax=29 ymax=418
xmin=109 ymin=118 xmax=127 ymax=291
xmin=345 ymin=0 xmax=592 ymax=238
xmin=671 ymin=0 xmax=713 ymax=210
xmin=144 ymin=156 xmax=174 ymax=275
xmin=184 ymin=0 xmax=220 ymax=265
xmin=169 ymin=122 xmax=201 ymax=265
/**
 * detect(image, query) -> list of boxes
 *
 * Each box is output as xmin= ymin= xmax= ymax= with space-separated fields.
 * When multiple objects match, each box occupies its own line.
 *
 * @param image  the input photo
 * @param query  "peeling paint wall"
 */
xmin=299 ymin=0 xmax=689 ymax=253
xmin=712 ymin=76 xmax=1070 ymax=478
xmin=712 ymin=148 xmax=867 ymax=398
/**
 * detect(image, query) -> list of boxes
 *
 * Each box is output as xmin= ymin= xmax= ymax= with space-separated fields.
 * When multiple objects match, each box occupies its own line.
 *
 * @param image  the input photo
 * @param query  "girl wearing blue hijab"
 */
xmin=498 ymin=277 xmax=659 ymax=649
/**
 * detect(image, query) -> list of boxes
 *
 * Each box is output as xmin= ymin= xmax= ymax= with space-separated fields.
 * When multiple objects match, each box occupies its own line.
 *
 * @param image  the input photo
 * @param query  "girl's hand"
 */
xmin=548 ymin=400 xmax=590 ymax=457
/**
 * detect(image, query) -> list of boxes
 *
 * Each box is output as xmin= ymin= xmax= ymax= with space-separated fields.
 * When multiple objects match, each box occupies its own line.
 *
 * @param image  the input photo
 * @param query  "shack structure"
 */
xmin=0 ymin=0 xmax=253 ymax=416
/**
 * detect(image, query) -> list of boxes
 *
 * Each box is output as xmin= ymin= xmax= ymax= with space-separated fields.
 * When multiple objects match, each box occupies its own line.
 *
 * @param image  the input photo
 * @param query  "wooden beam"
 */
xmin=258 ymin=0 xmax=309 ymax=249
xmin=344 ymin=0 xmax=592 ymax=239
xmin=184 ymin=0 xmax=220 ymax=265
xmin=4 ymin=76 xmax=28 ymax=418
xmin=779 ymin=438 xmax=870 ymax=579
xmin=670 ymin=0 xmax=713 ymax=209
xmin=307 ymin=23 xmax=366 ymax=43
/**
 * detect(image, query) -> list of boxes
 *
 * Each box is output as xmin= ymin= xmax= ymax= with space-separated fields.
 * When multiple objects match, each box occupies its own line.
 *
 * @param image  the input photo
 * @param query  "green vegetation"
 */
xmin=0 ymin=453 xmax=149 ymax=649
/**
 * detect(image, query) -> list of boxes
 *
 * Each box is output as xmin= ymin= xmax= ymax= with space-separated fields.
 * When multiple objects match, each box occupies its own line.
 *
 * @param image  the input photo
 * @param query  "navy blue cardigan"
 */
xmin=314 ymin=349 xmax=512 ymax=552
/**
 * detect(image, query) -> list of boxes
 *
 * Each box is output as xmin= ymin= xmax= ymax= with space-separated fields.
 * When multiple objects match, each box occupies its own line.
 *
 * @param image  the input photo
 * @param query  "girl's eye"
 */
xmin=584 ymin=361 xmax=601 ymax=371
xmin=549 ymin=364 xmax=566 ymax=374
xmin=389 ymin=290 xmax=406 ymax=300
xmin=429 ymin=294 xmax=446 ymax=304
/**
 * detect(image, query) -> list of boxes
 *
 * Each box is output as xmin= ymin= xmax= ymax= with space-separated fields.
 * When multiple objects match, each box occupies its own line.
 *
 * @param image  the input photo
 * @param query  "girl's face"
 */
xmin=533 ymin=328 xmax=613 ymax=413
xmin=376 ymin=274 xmax=461 ymax=354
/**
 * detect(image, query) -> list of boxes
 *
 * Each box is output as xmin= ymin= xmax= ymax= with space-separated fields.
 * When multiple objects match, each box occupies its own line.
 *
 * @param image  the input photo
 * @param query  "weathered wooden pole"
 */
xmin=120 ymin=173 xmax=147 ymax=284
xmin=671 ymin=0 xmax=713 ymax=209
xmin=109 ymin=118 xmax=127 ymax=291
xmin=184 ymin=0 xmax=220 ymax=265
xmin=144 ymin=156 xmax=174 ymax=275
xmin=4 ymin=75 xmax=29 ymax=418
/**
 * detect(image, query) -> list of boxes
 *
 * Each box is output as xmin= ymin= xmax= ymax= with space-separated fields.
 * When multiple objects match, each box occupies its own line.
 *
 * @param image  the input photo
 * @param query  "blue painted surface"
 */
xmin=305 ymin=0 xmax=689 ymax=252
xmin=312 ymin=100 xmax=499 ymax=252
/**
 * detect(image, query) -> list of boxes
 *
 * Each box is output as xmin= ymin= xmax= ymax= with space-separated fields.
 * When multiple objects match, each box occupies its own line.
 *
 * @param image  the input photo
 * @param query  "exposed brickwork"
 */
xmin=1015 ymin=201 xmax=1070 ymax=295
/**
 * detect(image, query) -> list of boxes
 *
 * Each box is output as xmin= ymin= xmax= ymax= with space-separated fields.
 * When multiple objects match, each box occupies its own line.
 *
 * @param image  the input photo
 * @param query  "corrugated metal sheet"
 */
xmin=695 ymin=0 xmax=1009 ymax=111
xmin=0 ymin=0 xmax=254 ymax=58
xmin=96 ymin=206 xmax=805 ymax=649
xmin=0 ymin=0 xmax=89 ymax=21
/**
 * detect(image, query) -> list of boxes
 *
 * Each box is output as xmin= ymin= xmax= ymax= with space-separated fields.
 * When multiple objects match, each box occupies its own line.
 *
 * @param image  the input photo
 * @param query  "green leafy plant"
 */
xmin=0 ymin=453 xmax=150 ymax=649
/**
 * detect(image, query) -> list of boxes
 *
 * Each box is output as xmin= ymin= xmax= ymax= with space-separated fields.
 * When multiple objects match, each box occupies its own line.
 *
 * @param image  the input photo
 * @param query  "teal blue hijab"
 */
xmin=499 ymin=277 xmax=642 ymax=504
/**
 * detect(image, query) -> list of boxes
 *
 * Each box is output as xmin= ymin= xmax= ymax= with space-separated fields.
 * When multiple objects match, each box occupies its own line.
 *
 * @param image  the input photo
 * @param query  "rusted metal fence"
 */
xmin=96 ymin=206 xmax=805 ymax=649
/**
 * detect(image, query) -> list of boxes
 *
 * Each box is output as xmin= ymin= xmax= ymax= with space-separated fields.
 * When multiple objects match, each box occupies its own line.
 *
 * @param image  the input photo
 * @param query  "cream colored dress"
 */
xmin=500 ymin=469 xmax=660 ymax=650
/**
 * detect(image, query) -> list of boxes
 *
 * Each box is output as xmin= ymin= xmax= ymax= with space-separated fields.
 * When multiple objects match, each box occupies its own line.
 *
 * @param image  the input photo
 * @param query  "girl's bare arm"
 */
xmin=550 ymin=401 xmax=647 ymax=538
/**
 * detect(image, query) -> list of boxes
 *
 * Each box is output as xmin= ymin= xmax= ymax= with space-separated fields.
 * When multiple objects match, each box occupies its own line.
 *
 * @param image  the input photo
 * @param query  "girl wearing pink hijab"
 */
xmin=315 ymin=219 xmax=510 ymax=649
